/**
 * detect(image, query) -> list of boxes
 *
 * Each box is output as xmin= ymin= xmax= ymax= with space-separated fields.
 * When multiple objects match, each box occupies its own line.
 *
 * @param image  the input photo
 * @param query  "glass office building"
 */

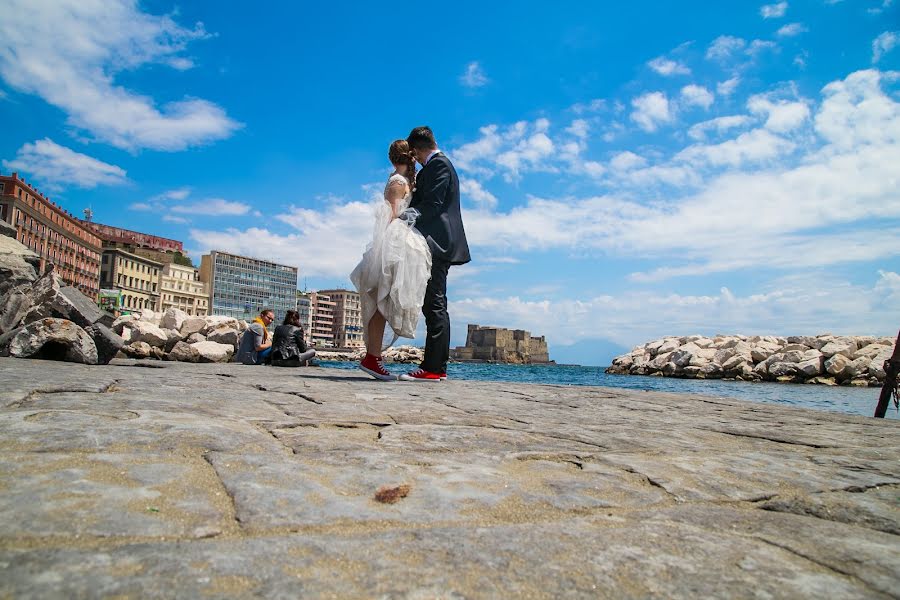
xmin=199 ymin=250 xmax=298 ymax=323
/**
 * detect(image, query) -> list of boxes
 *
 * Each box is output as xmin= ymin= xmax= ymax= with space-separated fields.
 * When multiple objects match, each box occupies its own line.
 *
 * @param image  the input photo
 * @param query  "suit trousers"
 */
xmin=421 ymin=258 xmax=451 ymax=373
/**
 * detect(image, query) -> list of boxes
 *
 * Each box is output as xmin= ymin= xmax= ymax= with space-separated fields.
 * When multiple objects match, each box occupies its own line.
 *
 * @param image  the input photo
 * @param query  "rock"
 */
xmin=128 ymin=321 xmax=169 ymax=348
xmin=167 ymin=341 xmax=201 ymax=363
xmin=669 ymin=349 xmax=694 ymax=369
xmin=806 ymin=376 xmax=837 ymax=386
xmin=163 ymin=329 xmax=183 ymax=353
xmin=662 ymin=362 xmax=679 ymax=376
xmin=780 ymin=350 xmax=806 ymax=364
xmin=824 ymin=354 xmax=851 ymax=379
xmin=657 ymin=338 xmax=680 ymax=354
xmin=698 ymin=362 xmax=723 ymax=379
xmin=721 ymin=355 xmax=750 ymax=374
xmin=847 ymin=357 xmax=871 ymax=379
xmin=207 ymin=327 xmax=240 ymax=348
xmin=9 ymin=318 xmax=98 ymax=364
xmin=185 ymin=333 xmax=206 ymax=344
xmin=682 ymin=365 xmax=702 ymax=377
xmin=134 ymin=309 xmax=160 ymax=324
xmin=159 ymin=308 xmax=189 ymax=332
xmin=820 ymin=339 xmax=857 ymax=359
xmin=781 ymin=343 xmax=811 ymax=353
xmin=192 ymin=341 xmax=234 ymax=363
xmin=787 ymin=335 xmax=819 ymax=348
xmin=83 ymin=323 xmax=125 ymax=365
xmin=693 ymin=337 xmax=715 ymax=349
xmin=753 ymin=361 xmax=769 ymax=379
xmin=201 ymin=316 xmax=241 ymax=335
xmin=0 ymin=326 xmax=23 ymax=357
xmin=22 ymin=273 xmax=113 ymax=330
xmin=111 ymin=314 xmax=136 ymax=335
xmin=854 ymin=343 xmax=891 ymax=360
xmin=750 ymin=342 xmax=780 ymax=363
xmin=848 ymin=379 xmax=869 ymax=387
xmin=0 ymin=234 xmax=40 ymax=297
xmin=124 ymin=341 xmax=153 ymax=359
xmin=869 ymin=346 xmax=894 ymax=380
xmin=796 ymin=357 xmax=823 ymax=377
xmin=0 ymin=285 xmax=33 ymax=334
xmin=648 ymin=351 xmax=673 ymax=371
xmin=180 ymin=317 xmax=207 ymax=337
xmin=713 ymin=348 xmax=735 ymax=365
xmin=768 ymin=362 xmax=798 ymax=378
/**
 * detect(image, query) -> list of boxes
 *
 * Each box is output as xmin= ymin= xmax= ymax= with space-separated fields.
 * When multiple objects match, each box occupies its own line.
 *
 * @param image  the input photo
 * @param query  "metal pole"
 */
xmin=874 ymin=329 xmax=900 ymax=418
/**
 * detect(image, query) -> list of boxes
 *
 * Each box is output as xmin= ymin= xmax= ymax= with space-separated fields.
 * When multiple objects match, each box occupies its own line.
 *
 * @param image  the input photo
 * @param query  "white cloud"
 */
xmin=630 ymin=92 xmax=673 ymax=132
xmin=869 ymin=0 xmax=894 ymax=14
xmin=776 ymin=23 xmax=807 ymax=37
xmin=460 ymin=178 xmax=498 ymax=209
xmin=2 ymin=138 xmax=127 ymax=190
xmin=680 ymin=85 xmax=715 ymax=110
xmin=706 ymin=35 xmax=747 ymax=61
xmin=172 ymin=199 xmax=250 ymax=216
xmin=0 ymin=0 xmax=240 ymax=151
xmin=647 ymin=56 xmax=691 ymax=76
xmin=451 ymin=119 xmax=559 ymax=182
xmin=460 ymin=61 xmax=489 ymax=88
xmin=452 ymin=270 xmax=899 ymax=350
xmin=162 ymin=214 xmax=190 ymax=224
xmin=155 ymin=188 xmax=191 ymax=201
xmin=872 ymin=31 xmax=899 ymax=63
xmin=129 ymin=202 xmax=153 ymax=211
xmin=688 ymin=115 xmax=753 ymax=140
xmin=760 ymin=1 xmax=788 ymax=18
xmin=191 ymin=200 xmax=375 ymax=278
xmin=717 ymin=77 xmax=741 ymax=96
xmin=746 ymin=39 xmax=778 ymax=56
xmin=747 ymin=94 xmax=811 ymax=132
xmin=457 ymin=69 xmax=900 ymax=280
xmin=609 ymin=151 xmax=647 ymax=172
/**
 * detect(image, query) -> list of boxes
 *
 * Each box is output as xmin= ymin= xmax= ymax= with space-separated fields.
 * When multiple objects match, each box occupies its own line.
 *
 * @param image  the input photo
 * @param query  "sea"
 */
xmin=320 ymin=360 xmax=898 ymax=420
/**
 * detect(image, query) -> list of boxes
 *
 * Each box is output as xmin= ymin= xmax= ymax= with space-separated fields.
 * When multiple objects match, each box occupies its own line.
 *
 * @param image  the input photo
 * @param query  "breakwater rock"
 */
xmin=317 ymin=345 xmax=423 ymax=364
xmin=606 ymin=334 xmax=896 ymax=387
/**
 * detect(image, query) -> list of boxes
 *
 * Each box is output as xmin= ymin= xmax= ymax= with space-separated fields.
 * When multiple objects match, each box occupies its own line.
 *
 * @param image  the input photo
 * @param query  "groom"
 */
xmin=400 ymin=126 xmax=471 ymax=382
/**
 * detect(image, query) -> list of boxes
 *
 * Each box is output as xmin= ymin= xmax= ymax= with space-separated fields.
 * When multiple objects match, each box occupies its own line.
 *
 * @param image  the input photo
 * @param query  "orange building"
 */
xmin=0 ymin=173 xmax=102 ymax=300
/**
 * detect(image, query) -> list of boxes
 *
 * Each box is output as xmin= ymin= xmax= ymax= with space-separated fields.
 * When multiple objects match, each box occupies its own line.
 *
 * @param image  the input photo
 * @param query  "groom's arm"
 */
xmin=413 ymin=160 xmax=451 ymax=224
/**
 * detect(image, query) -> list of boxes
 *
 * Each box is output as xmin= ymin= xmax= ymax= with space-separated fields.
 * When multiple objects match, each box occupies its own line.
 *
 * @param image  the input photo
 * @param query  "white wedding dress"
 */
xmin=350 ymin=173 xmax=432 ymax=348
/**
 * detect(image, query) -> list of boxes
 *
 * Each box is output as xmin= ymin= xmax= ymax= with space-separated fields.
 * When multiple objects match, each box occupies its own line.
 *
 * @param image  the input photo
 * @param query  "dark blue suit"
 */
xmin=409 ymin=152 xmax=470 ymax=373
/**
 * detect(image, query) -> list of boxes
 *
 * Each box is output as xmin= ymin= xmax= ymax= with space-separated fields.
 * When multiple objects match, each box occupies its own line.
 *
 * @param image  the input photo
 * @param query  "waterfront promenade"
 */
xmin=1 ymin=357 xmax=898 ymax=598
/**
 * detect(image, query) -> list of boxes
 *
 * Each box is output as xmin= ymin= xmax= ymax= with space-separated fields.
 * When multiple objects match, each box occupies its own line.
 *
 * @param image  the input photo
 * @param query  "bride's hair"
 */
xmin=389 ymin=139 xmax=416 ymax=188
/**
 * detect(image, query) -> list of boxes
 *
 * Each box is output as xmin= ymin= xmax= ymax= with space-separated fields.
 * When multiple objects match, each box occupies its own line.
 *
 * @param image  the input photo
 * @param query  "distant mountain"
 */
xmin=551 ymin=338 xmax=631 ymax=367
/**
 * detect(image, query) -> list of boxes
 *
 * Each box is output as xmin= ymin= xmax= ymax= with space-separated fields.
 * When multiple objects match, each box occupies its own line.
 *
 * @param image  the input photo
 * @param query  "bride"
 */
xmin=350 ymin=139 xmax=432 ymax=380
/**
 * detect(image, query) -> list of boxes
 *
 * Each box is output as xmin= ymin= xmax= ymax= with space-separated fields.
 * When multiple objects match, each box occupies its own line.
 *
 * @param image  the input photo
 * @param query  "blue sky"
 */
xmin=1 ymin=0 xmax=899 ymax=365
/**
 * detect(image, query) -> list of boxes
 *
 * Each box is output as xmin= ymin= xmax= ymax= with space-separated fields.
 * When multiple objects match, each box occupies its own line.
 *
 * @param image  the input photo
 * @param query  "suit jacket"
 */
xmin=409 ymin=153 xmax=471 ymax=265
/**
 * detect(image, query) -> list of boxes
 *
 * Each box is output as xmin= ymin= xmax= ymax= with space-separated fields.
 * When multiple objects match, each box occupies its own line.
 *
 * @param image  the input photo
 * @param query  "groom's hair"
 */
xmin=407 ymin=126 xmax=437 ymax=151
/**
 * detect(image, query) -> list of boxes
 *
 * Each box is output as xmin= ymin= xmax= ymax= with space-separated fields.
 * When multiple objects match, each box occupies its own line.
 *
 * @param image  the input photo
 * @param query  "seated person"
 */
xmin=234 ymin=309 xmax=275 ymax=365
xmin=271 ymin=310 xmax=317 ymax=367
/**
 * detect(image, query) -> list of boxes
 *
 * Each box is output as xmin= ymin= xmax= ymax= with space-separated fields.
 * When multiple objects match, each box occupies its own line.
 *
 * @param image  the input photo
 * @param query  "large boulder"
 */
xmin=656 ymin=338 xmax=680 ymax=354
xmin=201 ymin=316 xmax=241 ymax=335
xmin=750 ymin=342 xmax=781 ymax=363
xmin=824 ymin=354 xmax=852 ymax=378
xmin=796 ymin=356 xmax=823 ymax=377
xmin=206 ymin=327 xmax=239 ymax=348
xmin=192 ymin=341 xmax=234 ymax=363
xmin=0 ymin=234 xmax=40 ymax=297
xmin=166 ymin=341 xmax=200 ymax=363
xmin=159 ymin=308 xmax=189 ymax=332
xmin=869 ymin=346 xmax=895 ymax=380
xmin=83 ymin=323 xmax=125 ymax=365
xmin=21 ymin=272 xmax=114 ymax=329
xmin=854 ymin=343 xmax=892 ymax=360
xmin=768 ymin=361 xmax=798 ymax=378
xmin=820 ymin=338 xmax=857 ymax=359
xmin=134 ymin=309 xmax=160 ymax=324
xmin=0 ymin=285 xmax=33 ymax=334
xmin=698 ymin=362 xmax=723 ymax=379
xmin=124 ymin=341 xmax=153 ymax=359
xmin=163 ymin=329 xmax=183 ymax=353
xmin=179 ymin=317 xmax=207 ymax=337
xmin=111 ymin=314 xmax=136 ymax=335
xmin=9 ymin=318 xmax=98 ymax=364
xmin=185 ymin=332 xmax=206 ymax=344
xmin=129 ymin=321 xmax=169 ymax=348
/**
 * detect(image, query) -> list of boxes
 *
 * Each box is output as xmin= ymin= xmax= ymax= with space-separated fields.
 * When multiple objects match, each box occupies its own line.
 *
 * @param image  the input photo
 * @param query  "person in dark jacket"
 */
xmin=270 ymin=310 xmax=316 ymax=367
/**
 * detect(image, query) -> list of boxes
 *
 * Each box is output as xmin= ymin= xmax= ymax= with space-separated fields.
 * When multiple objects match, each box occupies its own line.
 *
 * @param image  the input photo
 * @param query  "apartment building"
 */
xmin=99 ymin=248 xmax=162 ymax=311
xmin=199 ymin=250 xmax=298 ymax=323
xmin=296 ymin=291 xmax=313 ymax=335
xmin=308 ymin=291 xmax=335 ymax=347
xmin=0 ymin=173 xmax=102 ymax=300
xmin=318 ymin=288 xmax=363 ymax=349
xmin=159 ymin=263 xmax=209 ymax=316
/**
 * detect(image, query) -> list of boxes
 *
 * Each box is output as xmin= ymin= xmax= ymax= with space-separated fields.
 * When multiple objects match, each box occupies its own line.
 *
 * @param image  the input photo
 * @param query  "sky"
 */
xmin=1 ymin=0 xmax=899 ymax=365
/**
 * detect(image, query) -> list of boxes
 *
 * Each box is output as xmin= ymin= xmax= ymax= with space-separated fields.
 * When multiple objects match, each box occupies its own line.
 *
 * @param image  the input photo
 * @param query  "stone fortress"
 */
xmin=451 ymin=324 xmax=552 ymax=364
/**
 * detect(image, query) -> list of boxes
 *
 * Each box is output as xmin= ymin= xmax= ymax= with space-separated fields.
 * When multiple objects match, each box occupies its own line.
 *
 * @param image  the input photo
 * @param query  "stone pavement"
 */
xmin=1 ymin=357 xmax=898 ymax=599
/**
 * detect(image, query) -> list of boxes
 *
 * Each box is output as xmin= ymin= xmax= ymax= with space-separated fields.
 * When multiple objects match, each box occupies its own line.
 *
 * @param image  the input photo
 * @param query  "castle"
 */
xmin=451 ymin=324 xmax=552 ymax=364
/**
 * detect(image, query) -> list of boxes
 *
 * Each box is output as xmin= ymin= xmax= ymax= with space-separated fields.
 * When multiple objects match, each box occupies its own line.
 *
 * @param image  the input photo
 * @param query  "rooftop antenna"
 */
xmin=83 ymin=206 xmax=93 ymax=222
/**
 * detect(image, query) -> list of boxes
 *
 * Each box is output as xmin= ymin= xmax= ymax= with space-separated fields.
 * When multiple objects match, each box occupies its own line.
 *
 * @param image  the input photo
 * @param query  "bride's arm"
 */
xmin=385 ymin=180 xmax=408 ymax=218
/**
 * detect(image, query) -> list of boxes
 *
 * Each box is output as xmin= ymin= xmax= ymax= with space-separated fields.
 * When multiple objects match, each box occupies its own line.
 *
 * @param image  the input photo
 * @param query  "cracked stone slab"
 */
xmin=0 ymin=409 xmax=286 ymax=454
xmin=204 ymin=449 xmax=672 ymax=530
xmin=600 ymin=450 xmax=900 ymax=502
xmin=0 ymin=517 xmax=884 ymax=599
xmin=759 ymin=484 xmax=900 ymax=535
xmin=0 ymin=452 xmax=233 ymax=540
xmin=626 ymin=503 xmax=900 ymax=597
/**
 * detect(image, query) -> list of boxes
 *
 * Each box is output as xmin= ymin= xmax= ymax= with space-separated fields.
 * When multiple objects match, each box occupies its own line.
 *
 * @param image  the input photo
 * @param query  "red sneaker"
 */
xmin=399 ymin=368 xmax=443 ymax=382
xmin=359 ymin=354 xmax=395 ymax=381
xmin=439 ymin=372 xmax=448 ymax=381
